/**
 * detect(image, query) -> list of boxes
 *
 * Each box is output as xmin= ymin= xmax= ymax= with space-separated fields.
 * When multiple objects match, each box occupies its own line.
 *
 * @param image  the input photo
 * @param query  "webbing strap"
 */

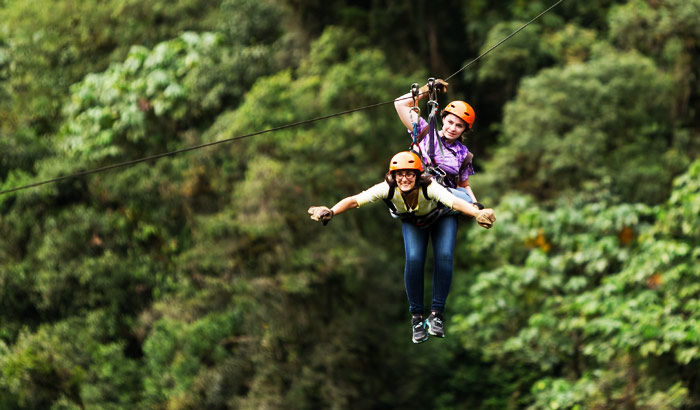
xmin=409 ymin=108 xmax=430 ymax=169
xmin=383 ymin=184 xmax=435 ymax=217
xmin=383 ymin=183 xmax=448 ymax=229
xmin=426 ymin=103 xmax=445 ymax=164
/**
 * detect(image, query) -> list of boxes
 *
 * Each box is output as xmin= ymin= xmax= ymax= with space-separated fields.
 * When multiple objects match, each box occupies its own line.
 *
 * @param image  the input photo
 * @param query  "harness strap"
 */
xmin=409 ymin=108 xmax=429 ymax=167
xmin=383 ymin=184 xmax=397 ymax=214
xmin=383 ymin=184 xmax=429 ymax=214
xmin=460 ymin=152 xmax=474 ymax=175
xmin=383 ymin=183 xmax=447 ymax=229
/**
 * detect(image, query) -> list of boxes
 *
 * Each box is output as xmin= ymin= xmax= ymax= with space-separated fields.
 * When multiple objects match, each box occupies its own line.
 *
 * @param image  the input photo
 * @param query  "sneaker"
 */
xmin=425 ymin=312 xmax=445 ymax=338
xmin=412 ymin=315 xmax=429 ymax=344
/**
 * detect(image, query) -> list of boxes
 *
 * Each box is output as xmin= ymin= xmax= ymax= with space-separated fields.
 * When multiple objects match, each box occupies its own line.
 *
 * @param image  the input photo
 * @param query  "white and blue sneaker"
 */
xmin=425 ymin=312 xmax=445 ymax=338
xmin=412 ymin=315 xmax=429 ymax=344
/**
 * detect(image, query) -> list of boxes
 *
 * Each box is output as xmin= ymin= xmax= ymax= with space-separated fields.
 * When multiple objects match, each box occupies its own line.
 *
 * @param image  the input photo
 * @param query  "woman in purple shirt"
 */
xmin=394 ymin=82 xmax=478 ymax=207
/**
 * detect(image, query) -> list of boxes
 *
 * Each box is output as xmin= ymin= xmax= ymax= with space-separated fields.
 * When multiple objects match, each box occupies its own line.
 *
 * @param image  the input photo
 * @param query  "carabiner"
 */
xmin=409 ymin=106 xmax=421 ymax=120
xmin=425 ymin=77 xmax=439 ymax=116
xmin=410 ymin=82 xmax=420 ymax=108
xmin=427 ymin=99 xmax=439 ymax=117
xmin=427 ymin=77 xmax=437 ymax=101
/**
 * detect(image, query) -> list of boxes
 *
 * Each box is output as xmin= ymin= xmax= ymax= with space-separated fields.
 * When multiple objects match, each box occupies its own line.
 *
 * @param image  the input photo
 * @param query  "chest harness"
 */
xmin=382 ymin=183 xmax=451 ymax=229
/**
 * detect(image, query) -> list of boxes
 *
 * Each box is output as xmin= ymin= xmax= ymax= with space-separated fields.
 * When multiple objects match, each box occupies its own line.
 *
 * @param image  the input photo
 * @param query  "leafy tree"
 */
xmin=608 ymin=0 xmax=700 ymax=123
xmin=0 ymin=0 xmax=224 ymax=133
xmin=0 ymin=310 xmax=143 ymax=409
xmin=2 ymin=0 xmax=700 ymax=408
xmin=477 ymin=21 xmax=552 ymax=97
xmin=0 ymin=27 xmax=280 ymax=409
xmin=451 ymin=160 xmax=700 ymax=408
xmin=57 ymin=32 xmax=236 ymax=163
xmin=481 ymin=48 xmax=680 ymax=205
xmin=150 ymin=26 xmax=419 ymax=409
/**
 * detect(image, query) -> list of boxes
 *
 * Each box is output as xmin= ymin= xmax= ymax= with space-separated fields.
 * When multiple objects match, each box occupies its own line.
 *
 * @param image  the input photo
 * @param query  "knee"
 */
xmin=405 ymin=253 xmax=425 ymax=268
xmin=434 ymin=249 xmax=454 ymax=265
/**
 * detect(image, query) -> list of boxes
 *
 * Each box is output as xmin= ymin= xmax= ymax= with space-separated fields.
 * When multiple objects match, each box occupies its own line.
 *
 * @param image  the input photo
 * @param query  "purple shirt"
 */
xmin=414 ymin=117 xmax=474 ymax=183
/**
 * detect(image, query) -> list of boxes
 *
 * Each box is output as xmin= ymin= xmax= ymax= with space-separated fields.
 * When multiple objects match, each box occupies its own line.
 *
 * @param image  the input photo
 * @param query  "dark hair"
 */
xmin=385 ymin=170 xmax=433 ymax=188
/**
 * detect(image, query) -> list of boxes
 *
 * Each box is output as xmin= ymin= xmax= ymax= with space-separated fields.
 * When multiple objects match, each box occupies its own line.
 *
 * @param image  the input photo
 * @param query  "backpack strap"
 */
xmin=455 ymin=151 xmax=474 ymax=185
xmin=383 ymin=184 xmax=398 ymax=215
xmin=384 ymin=182 xmax=450 ymax=229
xmin=384 ymin=184 xmax=433 ymax=216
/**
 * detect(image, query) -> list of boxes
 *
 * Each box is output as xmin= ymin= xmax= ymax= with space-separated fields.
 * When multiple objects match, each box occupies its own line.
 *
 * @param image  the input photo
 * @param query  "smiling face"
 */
xmin=441 ymin=113 xmax=468 ymax=142
xmin=394 ymin=170 xmax=417 ymax=192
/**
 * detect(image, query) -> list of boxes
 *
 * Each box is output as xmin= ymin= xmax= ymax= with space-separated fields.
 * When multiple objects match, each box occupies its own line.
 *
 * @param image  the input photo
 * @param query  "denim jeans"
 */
xmin=401 ymin=215 xmax=458 ymax=315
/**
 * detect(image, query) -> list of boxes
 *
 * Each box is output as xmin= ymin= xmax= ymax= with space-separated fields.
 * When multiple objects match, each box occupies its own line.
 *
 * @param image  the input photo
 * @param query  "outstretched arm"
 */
xmin=458 ymin=179 xmax=477 ymax=203
xmin=451 ymin=197 xmax=477 ymax=217
xmin=331 ymin=196 xmax=359 ymax=216
xmin=452 ymin=197 xmax=496 ymax=229
xmin=308 ymin=196 xmax=359 ymax=225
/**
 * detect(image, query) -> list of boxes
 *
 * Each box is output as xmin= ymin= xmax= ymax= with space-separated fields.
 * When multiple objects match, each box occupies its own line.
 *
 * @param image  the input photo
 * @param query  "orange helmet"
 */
xmin=442 ymin=100 xmax=475 ymax=129
xmin=389 ymin=151 xmax=423 ymax=172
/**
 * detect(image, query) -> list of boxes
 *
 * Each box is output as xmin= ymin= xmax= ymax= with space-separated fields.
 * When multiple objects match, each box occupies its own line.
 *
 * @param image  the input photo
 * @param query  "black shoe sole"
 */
xmin=412 ymin=334 xmax=429 ymax=344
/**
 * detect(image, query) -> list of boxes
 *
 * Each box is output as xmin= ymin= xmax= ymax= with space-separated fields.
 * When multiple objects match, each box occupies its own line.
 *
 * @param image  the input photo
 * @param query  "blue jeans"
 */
xmin=401 ymin=215 xmax=458 ymax=315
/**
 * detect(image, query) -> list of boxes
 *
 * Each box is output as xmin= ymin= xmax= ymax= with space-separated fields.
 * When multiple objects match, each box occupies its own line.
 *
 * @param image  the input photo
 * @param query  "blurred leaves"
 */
xmin=0 ymin=0 xmax=223 ymax=133
xmin=1 ymin=0 xmax=700 ymax=409
xmin=482 ymin=48 xmax=679 ymax=204
xmin=453 ymin=160 xmax=700 ymax=408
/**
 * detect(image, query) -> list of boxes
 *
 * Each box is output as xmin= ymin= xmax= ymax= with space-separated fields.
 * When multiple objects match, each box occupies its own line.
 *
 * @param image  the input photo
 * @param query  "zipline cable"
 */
xmin=0 ymin=100 xmax=397 ymax=196
xmin=0 ymin=0 xmax=565 ymax=197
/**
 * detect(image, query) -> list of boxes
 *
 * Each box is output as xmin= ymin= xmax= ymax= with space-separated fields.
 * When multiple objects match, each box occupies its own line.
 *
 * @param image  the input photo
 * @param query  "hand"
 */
xmin=308 ymin=206 xmax=334 ymax=225
xmin=418 ymin=79 xmax=448 ymax=98
xmin=474 ymin=208 xmax=496 ymax=229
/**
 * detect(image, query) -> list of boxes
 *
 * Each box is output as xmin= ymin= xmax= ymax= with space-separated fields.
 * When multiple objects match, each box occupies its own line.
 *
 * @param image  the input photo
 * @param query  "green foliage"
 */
xmin=542 ymin=24 xmax=599 ymax=65
xmin=482 ymin=48 xmax=680 ymax=204
xmin=453 ymin=160 xmax=700 ymax=408
xmin=609 ymin=0 xmax=700 ymax=56
xmin=141 ymin=312 xmax=240 ymax=407
xmin=608 ymin=0 xmax=700 ymax=124
xmin=0 ymin=127 xmax=50 ymax=183
xmin=477 ymin=21 xmax=551 ymax=91
xmin=58 ymin=32 xmax=228 ymax=162
xmin=2 ymin=0 xmax=700 ymax=408
xmin=0 ymin=0 xmax=223 ymax=133
xmin=218 ymin=0 xmax=286 ymax=46
xmin=0 ymin=311 xmax=143 ymax=409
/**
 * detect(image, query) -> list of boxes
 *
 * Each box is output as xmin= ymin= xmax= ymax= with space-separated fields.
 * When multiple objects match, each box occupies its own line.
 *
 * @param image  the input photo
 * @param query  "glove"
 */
xmin=308 ymin=206 xmax=334 ymax=226
xmin=472 ymin=202 xmax=485 ymax=210
xmin=474 ymin=208 xmax=496 ymax=229
xmin=418 ymin=79 xmax=448 ymax=98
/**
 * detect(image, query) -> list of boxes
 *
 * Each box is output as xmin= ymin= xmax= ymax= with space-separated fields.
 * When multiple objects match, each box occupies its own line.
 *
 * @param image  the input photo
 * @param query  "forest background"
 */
xmin=1 ymin=0 xmax=699 ymax=409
